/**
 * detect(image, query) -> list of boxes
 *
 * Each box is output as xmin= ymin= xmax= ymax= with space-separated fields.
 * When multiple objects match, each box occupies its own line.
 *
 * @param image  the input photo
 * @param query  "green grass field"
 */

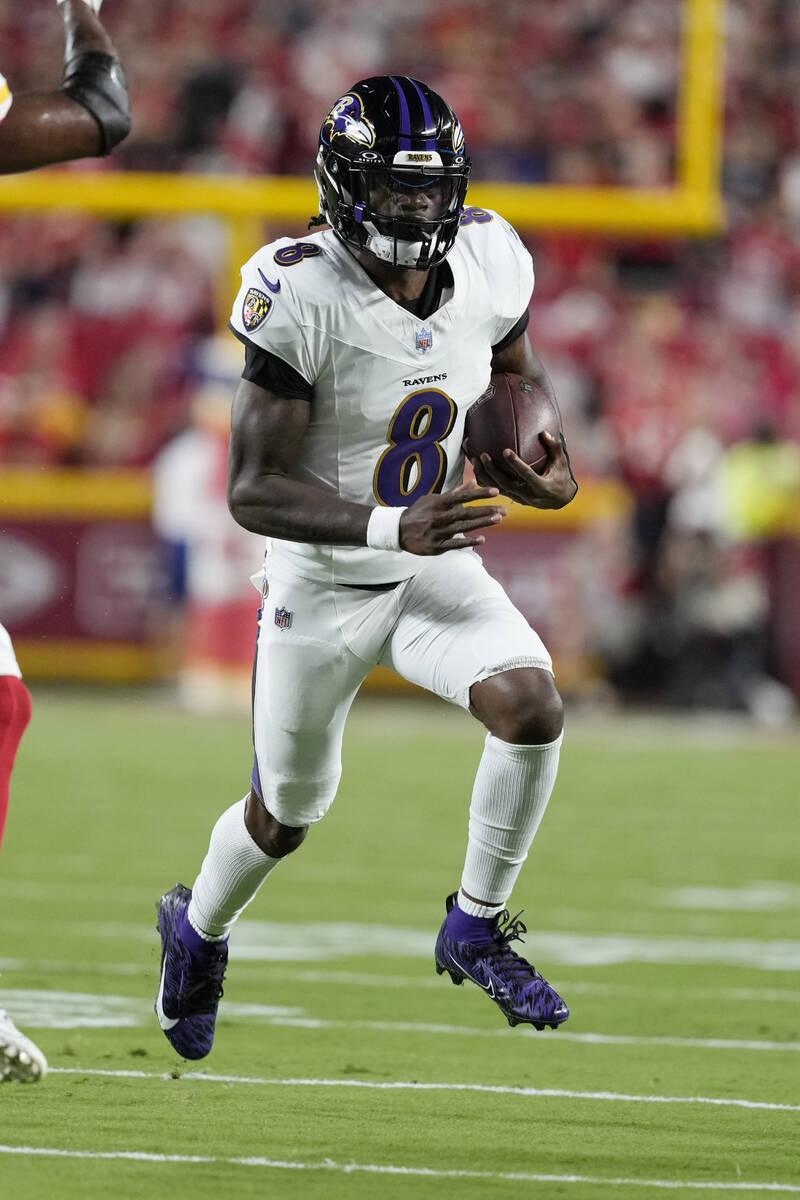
xmin=1 ymin=690 xmax=798 ymax=1199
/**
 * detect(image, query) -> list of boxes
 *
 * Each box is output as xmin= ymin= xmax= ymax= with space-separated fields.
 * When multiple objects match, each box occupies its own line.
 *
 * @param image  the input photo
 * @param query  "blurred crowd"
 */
xmin=1 ymin=0 xmax=800 ymax=713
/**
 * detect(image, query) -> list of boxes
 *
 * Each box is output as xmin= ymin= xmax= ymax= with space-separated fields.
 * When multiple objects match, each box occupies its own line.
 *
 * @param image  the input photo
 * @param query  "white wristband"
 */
xmin=366 ymin=506 xmax=407 ymax=552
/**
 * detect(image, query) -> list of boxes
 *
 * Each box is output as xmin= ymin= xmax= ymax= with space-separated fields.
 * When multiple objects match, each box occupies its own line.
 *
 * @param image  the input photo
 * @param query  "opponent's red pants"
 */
xmin=0 ymin=676 xmax=32 ymax=853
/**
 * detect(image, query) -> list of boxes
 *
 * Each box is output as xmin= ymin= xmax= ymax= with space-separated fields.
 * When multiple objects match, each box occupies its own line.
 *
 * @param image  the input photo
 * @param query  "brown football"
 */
xmin=463 ymin=373 xmax=561 ymax=474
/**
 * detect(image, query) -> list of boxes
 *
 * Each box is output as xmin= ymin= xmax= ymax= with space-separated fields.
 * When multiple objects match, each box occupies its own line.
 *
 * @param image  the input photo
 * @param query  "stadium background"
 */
xmin=1 ymin=0 xmax=799 ymax=722
xmin=2 ymin=4 xmax=800 ymax=1194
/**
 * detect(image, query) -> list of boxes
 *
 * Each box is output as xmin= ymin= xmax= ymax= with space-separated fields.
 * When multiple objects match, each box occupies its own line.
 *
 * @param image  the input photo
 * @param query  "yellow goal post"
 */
xmin=0 ymin=0 xmax=727 ymax=684
xmin=0 ymin=0 xmax=725 ymax=276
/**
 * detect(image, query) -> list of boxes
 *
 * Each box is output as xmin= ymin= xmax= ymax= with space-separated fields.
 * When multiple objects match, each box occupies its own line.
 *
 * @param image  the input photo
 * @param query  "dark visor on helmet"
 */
xmin=365 ymin=172 xmax=459 ymax=222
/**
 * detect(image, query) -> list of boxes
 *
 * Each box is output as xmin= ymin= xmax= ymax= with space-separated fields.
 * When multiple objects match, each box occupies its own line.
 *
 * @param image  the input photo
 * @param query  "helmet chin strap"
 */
xmin=365 ymin=230 xmax=425 ymax=267
xmin=360 ymin=215 xmax=433 ymax=268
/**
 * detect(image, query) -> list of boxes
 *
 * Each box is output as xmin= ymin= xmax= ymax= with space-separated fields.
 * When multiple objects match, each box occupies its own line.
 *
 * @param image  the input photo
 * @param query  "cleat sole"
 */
xmin=501 ymin=1015 xmax=565 ymax=1032
xmin=434 ymin=960 xmax=464 ymax=986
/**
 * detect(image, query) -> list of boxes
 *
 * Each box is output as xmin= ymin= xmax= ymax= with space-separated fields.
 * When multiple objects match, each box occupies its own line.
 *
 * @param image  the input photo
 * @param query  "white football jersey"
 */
xmin=0 ymin=72 xmax=12 ymax=123
xmin=229 ymin=208 xmax=534 ymax=584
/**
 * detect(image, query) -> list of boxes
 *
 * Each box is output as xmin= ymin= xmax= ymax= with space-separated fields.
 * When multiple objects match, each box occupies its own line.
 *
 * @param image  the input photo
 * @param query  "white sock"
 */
xmin=187 ymin=797 xmax=281 ymax=939
xmin=458 ymin=732 xmax=563 ymax=918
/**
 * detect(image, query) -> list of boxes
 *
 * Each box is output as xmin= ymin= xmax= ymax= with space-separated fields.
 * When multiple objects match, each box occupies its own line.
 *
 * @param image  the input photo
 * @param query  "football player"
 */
xmin=155 ymin=76 xmax=578 ymax=1060
xmin=0 ymin=0 xmax=130 ymax=1082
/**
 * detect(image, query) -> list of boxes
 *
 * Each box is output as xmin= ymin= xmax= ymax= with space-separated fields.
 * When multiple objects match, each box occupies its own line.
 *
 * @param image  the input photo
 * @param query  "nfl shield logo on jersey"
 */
xmin=415 ymin=328 xmax=433 ymax=353
xmin=274 ymin=606 xmax=293 ymax=630
xmin=242 ymin=288 xmax=273 ymax=332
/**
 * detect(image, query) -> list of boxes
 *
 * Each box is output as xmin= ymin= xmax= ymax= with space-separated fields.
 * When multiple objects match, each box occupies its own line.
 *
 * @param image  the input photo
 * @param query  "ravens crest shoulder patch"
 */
xmin=242 ymin=287 xmax=273 ymax=332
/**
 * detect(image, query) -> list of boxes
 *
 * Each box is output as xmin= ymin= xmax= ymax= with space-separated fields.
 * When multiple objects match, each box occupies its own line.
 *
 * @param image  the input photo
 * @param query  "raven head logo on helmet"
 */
xmin=322 ymin=94 xmax=376 ymax=148
xmin=315 ymin=75 xmax=472 ymax=271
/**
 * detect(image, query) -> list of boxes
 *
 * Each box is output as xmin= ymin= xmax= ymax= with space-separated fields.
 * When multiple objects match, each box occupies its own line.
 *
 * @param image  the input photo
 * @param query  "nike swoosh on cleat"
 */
xmin=155 ymin=963 xmax=179 ymax=1031
xmin=447 ymin=950 xmax=495 ymax=998
xmin=258 ymin=269 xmax=281 ymax=293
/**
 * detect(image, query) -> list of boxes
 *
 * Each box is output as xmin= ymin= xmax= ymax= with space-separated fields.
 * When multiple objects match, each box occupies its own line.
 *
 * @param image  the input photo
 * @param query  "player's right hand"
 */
xmin=398 ymin=483 xmax=507 ymax=555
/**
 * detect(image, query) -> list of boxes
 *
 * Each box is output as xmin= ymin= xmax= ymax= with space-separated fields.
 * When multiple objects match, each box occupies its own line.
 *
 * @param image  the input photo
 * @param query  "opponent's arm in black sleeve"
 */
xmin=0 ymin=0 xmax=130 ymax=173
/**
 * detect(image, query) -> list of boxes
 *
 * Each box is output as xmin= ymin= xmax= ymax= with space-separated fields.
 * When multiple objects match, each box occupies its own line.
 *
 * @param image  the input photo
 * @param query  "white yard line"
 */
xmin=0 ymin=986 xmax=791 ymax=1050
xmin=2 ymin=987 xmax=799 ymax=1052
xmin=342 ymin=1023 xmax=800 ymax=1053
xmin=0 ymin=1144 xmax=798 ymax=1191
xmin=4 ymin=959 xmax=800 ymax=1005
xmin=657 ymin=884 xmax=800 ymax=913
xmin=264 ymin=972 xmax=800 ymax=1005
xmin=7 ymin=876 xmax=799 ymax=913
xmin=227 ymin=924 xmax=800 ymax=971
xmin=14 ymin=921 xmax=800 ymax=971
xmin=0 ymin=958 xmax=143 ymax=978
xmin=46 ymin=1068 xmax=800 ymax=1112
xmin=554 ymin=1032 xmax=800 ymax=1053
xmin=235 ymin=1013 xmax=800 ymax=1055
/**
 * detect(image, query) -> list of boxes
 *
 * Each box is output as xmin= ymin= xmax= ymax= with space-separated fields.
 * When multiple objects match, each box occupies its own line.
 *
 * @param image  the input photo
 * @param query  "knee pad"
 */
xmin=252 ymin=630 xmax=362 ymax=825
xmin=254 ymin=726 xmax=343 ymax=826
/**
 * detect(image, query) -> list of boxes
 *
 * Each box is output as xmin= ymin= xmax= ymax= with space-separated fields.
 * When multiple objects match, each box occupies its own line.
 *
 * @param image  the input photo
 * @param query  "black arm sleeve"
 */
xmin=228 ymin=325 xmax=314 ymax=400
xmin=491 ymin=310 xmax=530 ymax=356
xmin=62 ymin=51 xmax=131 ymax=153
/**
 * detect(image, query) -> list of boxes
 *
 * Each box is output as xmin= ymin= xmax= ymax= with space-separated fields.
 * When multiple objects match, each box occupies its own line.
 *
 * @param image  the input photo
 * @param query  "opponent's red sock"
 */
xmin=0 ymin=676 xmax=32 ymax=852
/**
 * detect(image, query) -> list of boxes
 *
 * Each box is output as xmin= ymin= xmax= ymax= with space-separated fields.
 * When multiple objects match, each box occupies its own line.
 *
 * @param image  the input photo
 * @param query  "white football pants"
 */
xmin=250 ymin=549 xmax=552 ymax=827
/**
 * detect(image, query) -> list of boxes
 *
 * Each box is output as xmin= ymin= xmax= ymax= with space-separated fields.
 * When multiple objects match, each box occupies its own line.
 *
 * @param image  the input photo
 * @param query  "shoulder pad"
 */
xmin=229 ymin=235 xmax=331 ymax=384
xmin=457 ymin=208 xmax=534 ymax=322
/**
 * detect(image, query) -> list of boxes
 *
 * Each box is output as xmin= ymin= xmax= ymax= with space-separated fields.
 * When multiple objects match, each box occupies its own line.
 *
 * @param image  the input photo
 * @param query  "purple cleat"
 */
xmin=154 ymin=883 xmax=228 ymax=1060
xmin=434 ymin=892 xmax=569 ymax=1030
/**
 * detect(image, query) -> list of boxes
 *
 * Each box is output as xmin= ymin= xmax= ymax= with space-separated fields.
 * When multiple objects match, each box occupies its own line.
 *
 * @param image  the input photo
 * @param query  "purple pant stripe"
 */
xmin=251 ymin=755 xmax=263 ymax=799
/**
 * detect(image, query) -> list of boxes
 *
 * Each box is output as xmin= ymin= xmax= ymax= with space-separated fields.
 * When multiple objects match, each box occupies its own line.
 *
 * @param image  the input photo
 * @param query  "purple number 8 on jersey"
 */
xmin=373 ymin=388 xmax=457 ymax=507
xmin=273 ymin=242 xmax=322 ymax=266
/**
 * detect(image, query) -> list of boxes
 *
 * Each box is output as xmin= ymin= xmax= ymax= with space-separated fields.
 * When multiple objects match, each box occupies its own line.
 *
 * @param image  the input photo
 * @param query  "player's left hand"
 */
xmin=470 ymin=431 xmax=578 ymax=509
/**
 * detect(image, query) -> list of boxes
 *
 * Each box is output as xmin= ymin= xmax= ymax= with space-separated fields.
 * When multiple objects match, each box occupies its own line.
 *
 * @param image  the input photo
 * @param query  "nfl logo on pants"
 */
xmin=274 ymin=606 xmax=293 ymax=630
